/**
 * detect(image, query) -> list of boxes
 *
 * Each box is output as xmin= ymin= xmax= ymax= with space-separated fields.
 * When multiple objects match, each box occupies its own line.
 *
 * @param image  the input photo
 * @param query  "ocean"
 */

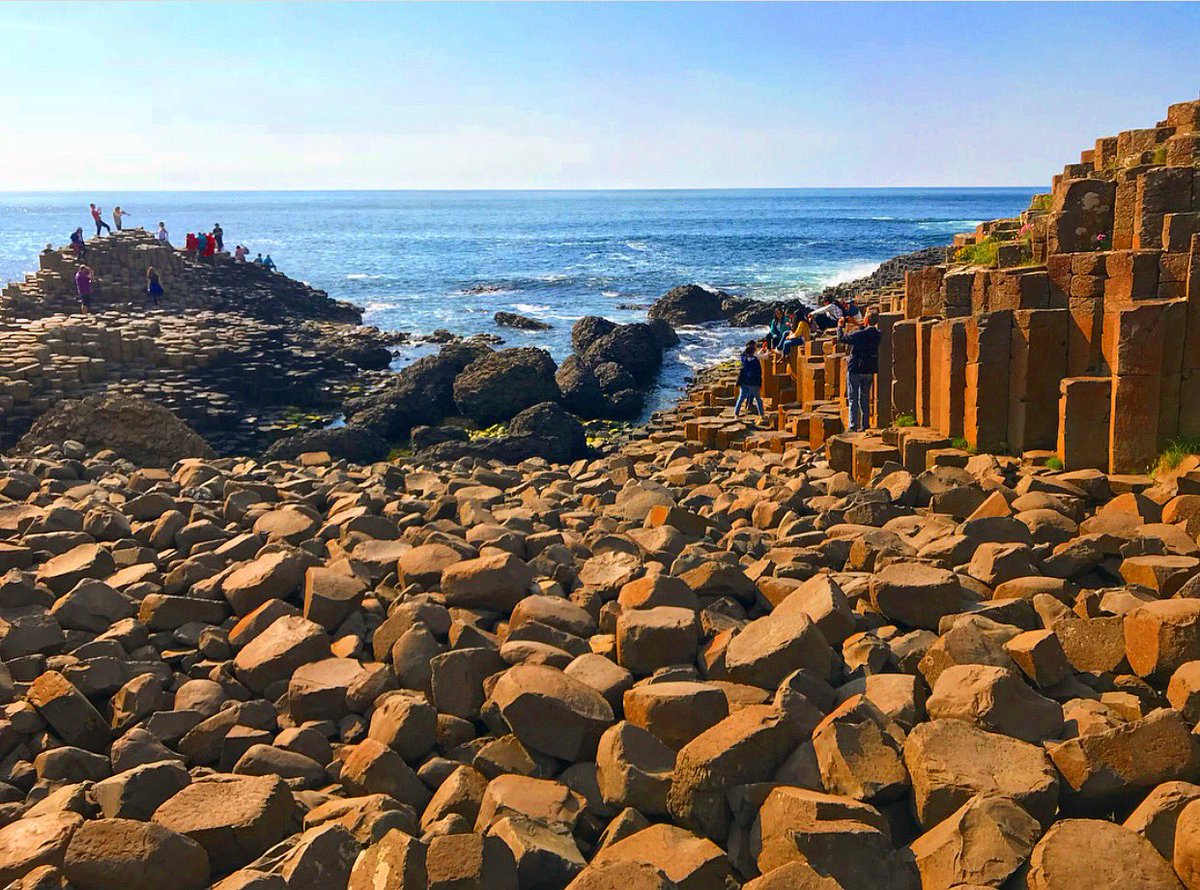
xmin=0 ymin=188 xmax=1034 ymax=413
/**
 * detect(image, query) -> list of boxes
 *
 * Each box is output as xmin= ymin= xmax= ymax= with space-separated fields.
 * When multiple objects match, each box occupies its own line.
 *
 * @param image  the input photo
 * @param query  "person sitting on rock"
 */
xmin=808 ymin=295 xmax=844 ymax=332
xmin=146 ymin=266 xmax=164 ymax=307
xmin=156 ymin=222 xmax=170 ymax=245
xmin=234 ymin=244 xmax=248 ymax=263
xmin=734 ymin=340 xmax=765 ymax=420
xmin=75 ymin=264 xmax=93 ymax=312
xmin=69 ymin=227 xmax=87 ymax=260
xmin=262 ymin=254 xmax=277 ymax=272
xmin=253 ymin=252 xmax=264 ymax=264
xmin=768 ymin=308 xmax=789 ymax=351
xmin=838 ymin=308 xmax=881 ymax=433
xmin=780 ymin=310 xmax=811 ymax=358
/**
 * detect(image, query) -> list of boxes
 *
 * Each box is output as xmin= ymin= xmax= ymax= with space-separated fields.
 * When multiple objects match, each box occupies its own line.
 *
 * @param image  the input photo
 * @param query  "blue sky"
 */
xmin=1 ymin=2 xmax=1197 ymax=190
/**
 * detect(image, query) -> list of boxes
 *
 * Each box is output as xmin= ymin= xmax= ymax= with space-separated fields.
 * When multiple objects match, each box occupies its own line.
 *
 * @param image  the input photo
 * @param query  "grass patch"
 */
xmin=1045 ymin=456 xmax=1064 ymax=471
xmin=1151 ymin=145 xmax=1168 ymax=165
xmin=954 ymin=237 xmax=998 ymax=268
xmin=1029 ymin=194 xmax=1052 ymax=212
xmin=894 ymin=413 xmax=917 ymax=428
xmin=951 ymin=436 xmax=976 ymax=453
xmin=468 ymin=423 xmax=508 ymax=441
xmin=1152 ymin=437 xmax=1200 ymax=476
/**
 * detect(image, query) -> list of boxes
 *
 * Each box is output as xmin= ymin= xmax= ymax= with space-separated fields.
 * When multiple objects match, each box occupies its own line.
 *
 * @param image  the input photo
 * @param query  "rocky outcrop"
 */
xmin=15 ymin=394 xmax=214 ymax=467
xmin=262 ymin=425 xmax=390 ymax=464
xmin=419 ymin=401 xmax=588 ymax=464
xmin=494 ymin=311 xmax=552 ymax=331
xmin=452 ymin=348 xmax=561 ymax=425
xmin=648 ymin=284 xmax=727 ymax=326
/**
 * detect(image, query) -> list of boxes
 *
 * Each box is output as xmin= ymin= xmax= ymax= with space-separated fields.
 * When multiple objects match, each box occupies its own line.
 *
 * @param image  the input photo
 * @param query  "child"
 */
xmin=734 ymin=340 xmax=765 ymax=419
xmin=147 ymin=267 xmax=164 ymax=307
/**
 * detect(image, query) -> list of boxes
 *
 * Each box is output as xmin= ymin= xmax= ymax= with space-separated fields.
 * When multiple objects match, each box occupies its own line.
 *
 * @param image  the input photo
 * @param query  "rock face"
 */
xmin=262 ymin=425 xmax=390 ymax=464
xmin=16 ymin=394 xmax=214 ymax=467
xmin=647 ymin=285 xmax=726 ymax=326
xmin=453 ymin=347 xmax=561 ymax=425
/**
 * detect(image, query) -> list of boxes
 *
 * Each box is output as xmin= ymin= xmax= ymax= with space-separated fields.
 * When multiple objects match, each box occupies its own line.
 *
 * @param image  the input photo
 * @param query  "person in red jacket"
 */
xmin=203 ymin=232 xmax=216 ymax=262
xmin=185 ymin=232 xmax=198 ymax=255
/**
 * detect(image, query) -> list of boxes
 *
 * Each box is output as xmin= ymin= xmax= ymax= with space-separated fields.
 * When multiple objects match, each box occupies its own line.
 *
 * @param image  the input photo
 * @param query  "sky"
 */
xmin=1 ymin=2 xmax=1198 ymax=191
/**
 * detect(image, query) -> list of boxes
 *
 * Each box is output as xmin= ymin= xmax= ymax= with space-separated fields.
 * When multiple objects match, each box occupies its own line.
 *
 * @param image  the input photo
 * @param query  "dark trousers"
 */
xmin=94 ymin=219 xmax=111 ymax=237
xmin=847 ymin=372 xmax=874 ymax=432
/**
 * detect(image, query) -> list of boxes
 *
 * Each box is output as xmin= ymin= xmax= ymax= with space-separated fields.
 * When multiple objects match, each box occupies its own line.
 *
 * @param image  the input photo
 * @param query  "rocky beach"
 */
xmin=2 ymin=95 xmax=1200 ymax=890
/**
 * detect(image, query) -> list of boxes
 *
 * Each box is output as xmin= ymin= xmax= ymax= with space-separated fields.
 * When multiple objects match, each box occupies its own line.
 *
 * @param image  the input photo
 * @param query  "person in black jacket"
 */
xmin=838 ymin=309 xmax=881 ymax=432
xmin=734 ymin=339 xmax=764 ymax=418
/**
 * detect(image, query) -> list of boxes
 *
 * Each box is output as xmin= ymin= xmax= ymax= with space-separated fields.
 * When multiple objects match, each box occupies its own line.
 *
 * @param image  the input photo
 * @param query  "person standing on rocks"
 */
xmin=838 ymin=308 xmax=881 ymax=433
xmin=146 ymin=266 xmax=164 ymax=307
xmin=89 ymin=203 xmax=111 ymax=237
xmin=156 ymin=221 xmax=170 ymax=245
xmin=734 ymin=339 xmax=765 ymax=420
xmin=75 ymin=264 xmax=93 ymax=312
xmin=212 ymin=223 xmax=224 ymax=252
xmin=112 ymin=206 xmax=130 ymax=231
xmin=196 ymin=231 xmax=208 ymax=261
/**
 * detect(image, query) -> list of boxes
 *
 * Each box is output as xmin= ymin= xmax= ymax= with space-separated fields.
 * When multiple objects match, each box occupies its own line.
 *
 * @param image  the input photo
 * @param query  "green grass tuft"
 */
xmin=1152 ymin=437 xmax=1200 ymax=476
xmin=1045 ymin=456 xmax=1064 ymax=471
xmin=954 ymin=237 xmax=998 ymax=268
xmin=1151 ymin=145 xmax=1168 ymax=165
xmin=894 ymin=413 xmax=917 ymax=428
xmin=1029 ymin=194 xmax=1052 ymax=212
xmin=951 ymin=436 xmax=971 ymax=451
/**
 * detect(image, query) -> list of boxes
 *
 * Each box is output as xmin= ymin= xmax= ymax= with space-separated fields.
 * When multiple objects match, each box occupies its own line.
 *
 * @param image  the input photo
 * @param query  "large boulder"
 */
xmin=648 ymin=285 xmax=725 ymax=326
xmin=453 ymin=348 xmax=561 ymax=424
xmin=507 ymin=402 xmax=589 ymax=463
xmin=582 ymin=324 xmax=662 ymax=386
xmin=347 ymin=341 xmax=491 ymax=438
xmin=17 ymin=394 xmax=214 ymax=467
xmin=494 ymin=311 xmax=551 ymax=331
xmin=262 ymin=425 xmax=389 ymax=464
xmin=571 ymin=316 xmax=618 ymax=354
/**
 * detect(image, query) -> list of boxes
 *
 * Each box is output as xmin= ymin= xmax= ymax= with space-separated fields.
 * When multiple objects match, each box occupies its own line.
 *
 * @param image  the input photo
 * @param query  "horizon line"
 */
xmin=0 ymin=185 xmax=1044 ymax=194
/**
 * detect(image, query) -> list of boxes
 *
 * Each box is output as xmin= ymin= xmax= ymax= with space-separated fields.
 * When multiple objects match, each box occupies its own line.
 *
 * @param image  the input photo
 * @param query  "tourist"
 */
xmin=838 ymin=309 xmax=882 ymax=433
xmin=212 ymin=223 xmax=224 ymax=252
xmin=146 ymin=267 xmax=164 ymax=307
xmin=89 ymin=203 xmax=111 ymax=237
xmin=768 ymin=308 xmax=789 ymax=351
xmin=203 ymin=232 xmax=217 ymax=263
xmin=253 ymin=253 xmax=264 ymax=265
xmin=196 ymin=231 xmax=208 ymax=260
xmin=845 ymin=297 xmax=863 ymax=321
xmin=69 ymin=227 xmax=87 ymax=260
xmin=262 ymin=254 xmax=277 ymax=272
xmin=185 ymin=232 xmax=198 ymax=255
xmin=156 ymin=222 xmax=170 ymax=245
xmin=808 ymin=296 xmax=844 ymax=332
xmin=234 ymin=244 xmax=248 ymax=263
xmin=779 ymin=310 xmax=811 ymax=358
xmin=734 ymin=340 xmax=765 ymax=419
xmin=112 ymin=206 xmax=130 ymax=231
xmin=75 ymin=264 xmax=93 ymax=312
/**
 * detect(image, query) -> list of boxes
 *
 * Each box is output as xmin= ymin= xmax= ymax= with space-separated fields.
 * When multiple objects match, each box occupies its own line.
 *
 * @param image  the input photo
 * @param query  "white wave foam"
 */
xmin=346 ymin=273 xmax=383 ymax=280
xmin=515 ymin=303 xmax=550 ymax=313
xmin=822 ymin=261 xmax=881 ymax=287
xmin=919 ymin=219 xmax=983 ymax=230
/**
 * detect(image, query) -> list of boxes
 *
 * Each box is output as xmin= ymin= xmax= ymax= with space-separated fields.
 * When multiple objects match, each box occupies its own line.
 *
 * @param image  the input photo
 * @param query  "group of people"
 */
xmin=735 ymin=293 xmax=881 ymax=434
xmin=67 ymin=202 xmax=279 ymax=312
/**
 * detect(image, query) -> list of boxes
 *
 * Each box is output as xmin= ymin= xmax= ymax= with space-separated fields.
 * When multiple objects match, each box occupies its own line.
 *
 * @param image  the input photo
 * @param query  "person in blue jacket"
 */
xmin=838 ymin=309 xmax=881 ymax=432
xmin=734 ymin=339 xmax=765 ymax=419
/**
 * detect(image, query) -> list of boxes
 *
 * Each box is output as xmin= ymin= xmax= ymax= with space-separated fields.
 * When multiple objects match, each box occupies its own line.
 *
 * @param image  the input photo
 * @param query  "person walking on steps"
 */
xmin=734 ymin=339 xmax=765 ymax=420
xmin=112 ymin=206 xmax=130 ymax=231
xmin=838 ymin=308 xmax=881 ymax=433
xmin=75 ymin=265 xmax=94 ymax=312
xmin=90 ymin=204 xmax=111 ymax=237
xmin=146 ymin=266 xmax=164 ymax=307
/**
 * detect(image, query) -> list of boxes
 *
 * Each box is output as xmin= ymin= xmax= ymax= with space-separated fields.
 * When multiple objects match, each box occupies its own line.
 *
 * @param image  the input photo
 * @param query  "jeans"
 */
xmin=94 ymin=219 xmax=111 ymax=237
xmin=734 ymin=385 xmax=763 ymax=417
xmin=781 ymin=336 xmax=805 ymax=357
xmin=846 ymin=372 xmax=874 ymax=432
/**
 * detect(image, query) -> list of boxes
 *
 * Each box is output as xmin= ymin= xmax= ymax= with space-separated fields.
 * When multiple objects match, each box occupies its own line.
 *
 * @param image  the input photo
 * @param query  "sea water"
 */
xmin=0 ymin=188 xmax=1034 ymax=412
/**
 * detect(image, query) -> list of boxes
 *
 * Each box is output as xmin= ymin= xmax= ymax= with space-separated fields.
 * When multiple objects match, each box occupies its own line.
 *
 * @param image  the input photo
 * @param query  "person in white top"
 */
xmin=808 ymin=297 xmax=845 ymax=332
xmin=112 ymin=206 xmax=131 ymax=230
xmin=156 ymin=222 xmax=170 ymax=246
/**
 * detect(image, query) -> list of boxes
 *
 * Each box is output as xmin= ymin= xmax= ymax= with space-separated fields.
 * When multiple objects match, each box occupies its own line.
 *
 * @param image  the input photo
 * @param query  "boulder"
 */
xmin=1026 ymin=818 xmax=1182 ymax=890
xmin=453 ymin=348 xmax=560 ymax=425
xmin=262 ymin=426 xmax=389 ymax=464
xmin=507 ymin=402 xmax=589 ymax=463
xmin=17 ymin=394 xmax=214 ymax=467
xmin=63 ymin=818 xmax=209 ymax=890
xmin=494 ymin=311 xmax=552 ymax=331
xmin=926 ymin=664 xmax=1064 ymax=742
xmin=648 ymin=285 xmax=725 ymax=326
xmin=906 ymin=792 xmax=1041 ymax=889
xmin=490 ymin=665 xmax=615 ymax=761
